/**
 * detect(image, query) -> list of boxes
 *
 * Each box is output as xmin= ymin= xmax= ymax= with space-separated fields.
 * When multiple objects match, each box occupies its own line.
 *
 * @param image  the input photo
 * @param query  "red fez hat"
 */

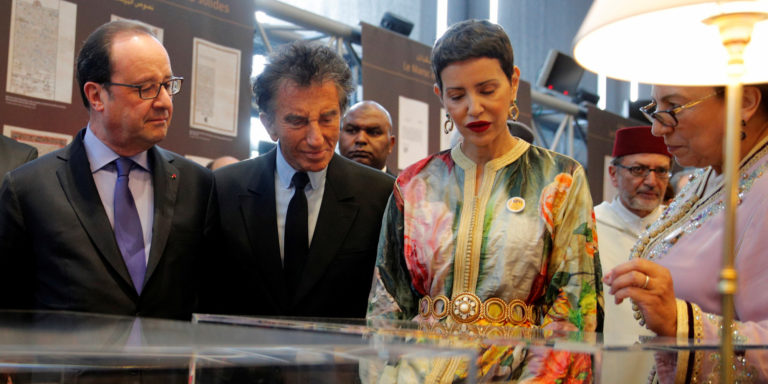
xmin=612 ymin=126 xmax=671 ymax=158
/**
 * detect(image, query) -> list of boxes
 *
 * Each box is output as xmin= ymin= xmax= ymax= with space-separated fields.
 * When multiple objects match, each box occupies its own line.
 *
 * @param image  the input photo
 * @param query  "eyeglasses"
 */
xmin=103 ymin=76 xmax=184 ymax=100
xmin=639 ymin=91 xmax=720 ymax=128
xmin=615 ymin=164 xmax=671 ymax=180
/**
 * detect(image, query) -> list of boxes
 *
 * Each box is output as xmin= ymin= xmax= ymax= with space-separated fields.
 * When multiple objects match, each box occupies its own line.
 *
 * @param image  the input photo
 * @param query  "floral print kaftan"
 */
xmin=367 ymin=141 xmax=603 ymax=382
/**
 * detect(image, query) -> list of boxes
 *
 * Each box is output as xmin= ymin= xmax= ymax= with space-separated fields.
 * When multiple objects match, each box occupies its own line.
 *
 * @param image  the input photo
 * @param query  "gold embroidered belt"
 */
xmin=418 ymin=292 xmax=538 ymax=325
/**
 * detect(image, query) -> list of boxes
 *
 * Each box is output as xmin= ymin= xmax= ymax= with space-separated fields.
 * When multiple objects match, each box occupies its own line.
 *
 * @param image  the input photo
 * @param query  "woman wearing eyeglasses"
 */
xmin=604 ymin=84 xmax=768 ymax=382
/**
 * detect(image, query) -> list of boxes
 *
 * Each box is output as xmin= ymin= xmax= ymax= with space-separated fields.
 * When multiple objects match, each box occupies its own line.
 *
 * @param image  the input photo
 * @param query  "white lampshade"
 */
xmin=573 ymin=0 xmax=768 ymax=85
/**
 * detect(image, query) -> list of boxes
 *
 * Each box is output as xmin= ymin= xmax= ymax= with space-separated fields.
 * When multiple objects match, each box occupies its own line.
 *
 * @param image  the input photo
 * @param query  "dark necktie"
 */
xmin=284 ymin=172 xmax=310 ymax=297
xmin=114 ymin=157 xmax=147 ymax=295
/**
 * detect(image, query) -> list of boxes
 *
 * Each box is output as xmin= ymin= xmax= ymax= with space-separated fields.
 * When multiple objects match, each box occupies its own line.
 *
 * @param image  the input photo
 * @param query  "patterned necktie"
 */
xmin=114 ymin=157 xmax=147 ymax=295
xmin=284 ymin=172 xmax=310 ymax=297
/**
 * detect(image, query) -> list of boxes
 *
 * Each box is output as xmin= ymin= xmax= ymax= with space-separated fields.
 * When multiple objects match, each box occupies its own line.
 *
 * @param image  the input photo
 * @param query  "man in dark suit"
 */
xmin=0 ymin=135 xmax=37 ymax=176
xmin=201 ymin=42 xmax=394 ymax=318
xmin=339 ymin=100 xmax=397 ymax=175
xmin=0 ymin=20 xmax=212 ymax=320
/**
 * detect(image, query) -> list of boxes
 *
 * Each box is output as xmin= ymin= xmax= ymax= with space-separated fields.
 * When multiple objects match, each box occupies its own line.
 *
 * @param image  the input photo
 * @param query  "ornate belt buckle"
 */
xmin=450 ymin=292 xmax=481 ymax=323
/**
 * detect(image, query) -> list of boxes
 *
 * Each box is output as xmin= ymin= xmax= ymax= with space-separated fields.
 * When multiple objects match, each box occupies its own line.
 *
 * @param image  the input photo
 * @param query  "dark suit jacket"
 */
xmin=0 ymin=135 xmax=38 ymax=177
xmin=200 ymin=150 xmax=394 ymax=318
xmin=0 ymin=129 xmax=213 ymax=320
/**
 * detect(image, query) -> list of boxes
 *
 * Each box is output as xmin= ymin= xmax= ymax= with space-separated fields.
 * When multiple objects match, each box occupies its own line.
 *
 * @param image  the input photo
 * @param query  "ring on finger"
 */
xmin=641 ymin=274 xmax=650 ymax=290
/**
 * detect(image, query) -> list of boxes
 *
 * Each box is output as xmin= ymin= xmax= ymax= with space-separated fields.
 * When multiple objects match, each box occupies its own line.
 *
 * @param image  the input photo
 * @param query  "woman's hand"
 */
xmin=603 ymin=258 xmax=678 ymax=337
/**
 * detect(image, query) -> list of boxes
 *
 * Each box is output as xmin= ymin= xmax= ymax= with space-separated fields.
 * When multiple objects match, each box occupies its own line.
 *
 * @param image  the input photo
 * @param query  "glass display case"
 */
xmin=2 ymin=310 xmax=768 ymax=383
xmin=0 ymin=310 xmax=474 ymax=383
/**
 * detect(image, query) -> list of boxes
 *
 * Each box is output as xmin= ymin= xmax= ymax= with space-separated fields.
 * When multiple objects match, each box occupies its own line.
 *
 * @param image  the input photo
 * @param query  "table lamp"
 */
xmin=573 ymin=1 xmax=768 ymax=382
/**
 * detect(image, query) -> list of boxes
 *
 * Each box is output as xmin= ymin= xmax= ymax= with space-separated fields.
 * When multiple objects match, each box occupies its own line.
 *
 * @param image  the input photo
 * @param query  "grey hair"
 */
xmin=253 ymin=41 xmax=353 ymax=124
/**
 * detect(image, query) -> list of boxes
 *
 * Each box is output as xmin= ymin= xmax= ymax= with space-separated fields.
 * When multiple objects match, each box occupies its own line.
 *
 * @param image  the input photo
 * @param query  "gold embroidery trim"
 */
xmin=690 ymin=302 xmax=703 ymax=382
xmin=674 ymin=299 xmax=690 ymax=384
xmin=450 ymin=142 xmax=530 ymax=296
xmin=418 ymin=321 xmax=545 ymax=338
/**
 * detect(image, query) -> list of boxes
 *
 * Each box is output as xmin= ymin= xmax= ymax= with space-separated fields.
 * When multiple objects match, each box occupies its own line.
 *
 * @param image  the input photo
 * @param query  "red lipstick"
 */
xmin=466 ymin=120 xmax=491 ymax=133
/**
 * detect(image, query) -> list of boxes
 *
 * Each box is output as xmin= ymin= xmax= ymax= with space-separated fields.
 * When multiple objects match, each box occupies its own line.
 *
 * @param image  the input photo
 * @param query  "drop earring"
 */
xmin=443 ymin=113 xmax=454 ymax=134
xmin=742 ymin=119 xmax=747 ymax=141
xmin=508 ymin=103 xmax=520 ymax=121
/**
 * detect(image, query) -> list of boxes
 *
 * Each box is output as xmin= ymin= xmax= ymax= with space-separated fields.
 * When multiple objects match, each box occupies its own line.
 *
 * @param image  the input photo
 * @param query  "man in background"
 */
xmin=0 ymin=135 xmax=37 ymax=176
xmin=595 ymin=125 xmax=672 ymax=382
xmin=0 ymin=20 xmax=212 ymax=320
xmin=339 ymin=100 xmax=396 ymax=174
xmin=201 ymin=41 xmax=394 ymax=318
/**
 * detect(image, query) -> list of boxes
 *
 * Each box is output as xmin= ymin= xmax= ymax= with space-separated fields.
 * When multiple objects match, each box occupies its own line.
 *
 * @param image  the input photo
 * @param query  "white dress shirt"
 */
xmin=274 ymin=142 xmax=327 ymax=263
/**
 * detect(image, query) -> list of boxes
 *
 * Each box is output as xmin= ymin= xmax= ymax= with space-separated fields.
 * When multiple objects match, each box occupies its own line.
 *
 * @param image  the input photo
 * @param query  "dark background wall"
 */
xmin=0 ymin=0 xmax=254 ymax=161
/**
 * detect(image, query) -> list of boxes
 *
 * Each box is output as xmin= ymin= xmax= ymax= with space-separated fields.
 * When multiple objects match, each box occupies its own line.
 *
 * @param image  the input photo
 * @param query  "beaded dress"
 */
xmin=634 ymin=135 xmax=768 ymax=383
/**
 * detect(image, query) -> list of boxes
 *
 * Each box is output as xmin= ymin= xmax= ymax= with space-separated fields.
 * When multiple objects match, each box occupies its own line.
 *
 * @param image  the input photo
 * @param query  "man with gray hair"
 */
xmin=595 ymin=125 xmax=672 ymax=383
xmin=201 ymin=41 xmax=394 ymax=318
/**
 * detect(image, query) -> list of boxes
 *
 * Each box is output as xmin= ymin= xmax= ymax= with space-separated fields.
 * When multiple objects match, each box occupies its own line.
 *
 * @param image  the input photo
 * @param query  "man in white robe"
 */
xmin=595 ymin=126 xmax=672 ymax=383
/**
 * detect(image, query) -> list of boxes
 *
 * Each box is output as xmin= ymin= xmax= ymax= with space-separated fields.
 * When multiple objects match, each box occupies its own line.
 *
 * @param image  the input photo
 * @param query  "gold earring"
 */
xmin=508 ymin=103 xmax=520 ymax=121
xmin=443 ymin=113 xmax=454 ymax=134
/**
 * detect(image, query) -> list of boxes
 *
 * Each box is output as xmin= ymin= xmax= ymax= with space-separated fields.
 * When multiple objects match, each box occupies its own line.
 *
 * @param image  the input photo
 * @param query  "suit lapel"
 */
xmin=293 ymin=155 xmax=359 ymax=304
xmin=144 ymin=147 xmax=178 ymax=284
xmin=56 ymin=131 xmax=135 ymax=290
xmin=239 ymin=151 xmax=287 ymax=307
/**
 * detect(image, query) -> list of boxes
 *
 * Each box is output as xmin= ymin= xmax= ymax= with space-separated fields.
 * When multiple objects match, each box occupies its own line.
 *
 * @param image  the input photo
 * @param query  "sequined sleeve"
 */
xmin=654 ymin=299 xmax=768 ymax=383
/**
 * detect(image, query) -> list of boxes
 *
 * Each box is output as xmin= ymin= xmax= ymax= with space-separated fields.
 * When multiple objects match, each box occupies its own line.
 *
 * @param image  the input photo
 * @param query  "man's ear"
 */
xmin=388 ymin=135 xmax=396 ymax=154
xmin=608 ymin=164 xmax=619 ymax=188
xmin=260 ymin=113 xmax=279 ymax=141
xmin=84 ymin=82 xmax=105 ymax=111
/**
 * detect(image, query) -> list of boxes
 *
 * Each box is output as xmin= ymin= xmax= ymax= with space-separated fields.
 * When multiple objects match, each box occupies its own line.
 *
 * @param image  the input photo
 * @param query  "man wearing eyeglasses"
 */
xmin=594 ymin=125 xmax=672 ymax=383
xmin=0 ymin=20 xmax=212 ymax=320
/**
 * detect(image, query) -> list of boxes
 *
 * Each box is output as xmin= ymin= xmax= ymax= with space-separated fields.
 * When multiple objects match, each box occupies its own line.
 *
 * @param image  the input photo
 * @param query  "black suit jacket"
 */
xmin=0 ymin=135 xmax=38 ymax=177
xmin=201 ymin=150 xmax=394 ymax=318
xmin=0 ymin=129 xmax=213 ymax=320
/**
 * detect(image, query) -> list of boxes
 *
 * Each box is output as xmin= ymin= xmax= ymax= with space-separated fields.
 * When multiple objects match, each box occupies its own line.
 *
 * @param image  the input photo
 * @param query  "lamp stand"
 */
xmin=704 ymin=11 xmax=768 ymax=383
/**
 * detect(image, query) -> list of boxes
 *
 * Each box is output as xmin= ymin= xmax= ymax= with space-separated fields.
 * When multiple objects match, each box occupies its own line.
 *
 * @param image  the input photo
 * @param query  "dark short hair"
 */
xmin=76 ymin=20 xmax=156 ymax=109
xmin=254 ymin=41 xmax=353 ymax=124
xmin=431 ymin=19 xmax=515 ymax=93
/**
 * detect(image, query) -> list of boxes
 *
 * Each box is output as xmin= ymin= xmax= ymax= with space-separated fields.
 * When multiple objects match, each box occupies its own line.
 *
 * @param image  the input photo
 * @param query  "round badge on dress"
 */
xmin=506 ymin=197 xmax=525 ymax=213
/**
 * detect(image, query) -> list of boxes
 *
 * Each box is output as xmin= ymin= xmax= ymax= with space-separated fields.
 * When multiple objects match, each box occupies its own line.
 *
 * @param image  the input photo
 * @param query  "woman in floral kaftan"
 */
xmin=366 ymin=19 xmax=603 ymax=383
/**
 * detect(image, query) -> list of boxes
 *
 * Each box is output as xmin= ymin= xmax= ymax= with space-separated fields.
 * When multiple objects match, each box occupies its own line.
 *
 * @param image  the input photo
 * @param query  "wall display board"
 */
xmin=360 ymin=22 xmax=439 ymax=172
xmin=361 ymin=23 xmax=533 ymax=173
xmin=0 ymin=0 xmax=254 ymax=160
